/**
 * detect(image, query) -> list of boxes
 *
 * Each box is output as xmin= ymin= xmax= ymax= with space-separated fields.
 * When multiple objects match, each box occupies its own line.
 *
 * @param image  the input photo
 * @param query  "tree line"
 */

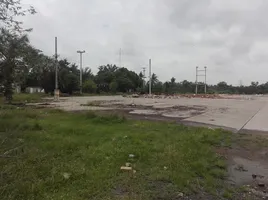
xmin=1 ymin=0 xmax=268 ymax=103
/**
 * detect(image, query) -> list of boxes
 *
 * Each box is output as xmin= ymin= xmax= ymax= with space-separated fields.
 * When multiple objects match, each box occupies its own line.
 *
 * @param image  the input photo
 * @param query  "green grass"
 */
xmin=0 ymin=106 xmax=232 ymax=200
xmin=0 ymin=93 xmax=48 ymax=104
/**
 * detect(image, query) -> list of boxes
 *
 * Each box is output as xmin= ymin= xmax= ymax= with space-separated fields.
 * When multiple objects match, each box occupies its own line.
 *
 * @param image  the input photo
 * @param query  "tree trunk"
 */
xmin=3 ymin=61 xmax=14 ymax=104
xmin=4 ymin=81 xmax=13 ymax=104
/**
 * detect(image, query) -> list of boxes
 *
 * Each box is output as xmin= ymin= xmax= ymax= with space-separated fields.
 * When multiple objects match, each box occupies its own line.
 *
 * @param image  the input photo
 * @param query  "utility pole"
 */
xmin=54 ymin=37 xmax=59 ymax=101
xmin=204 ymin=66 xmax=207 ymax=94
xmin=119 ymin=48 xmax=122 ymax=68
xmin=142 ymin=67 xmax=146 ymax=89
xmin=77 ymin=50 xmax=85 ymax=94
xmin=195 ymin=66 xmax=208 ymax=94
xmin=195 ymin=66 xmax=198 ymax=95
xmin=149 ymin=59 xmax=152 ymax=95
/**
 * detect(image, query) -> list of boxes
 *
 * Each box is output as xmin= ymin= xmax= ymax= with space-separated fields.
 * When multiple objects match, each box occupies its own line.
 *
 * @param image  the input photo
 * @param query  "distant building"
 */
xmin=15 ymin=85 xmax=21 ymax=93
xmin=26 ymin=87 xmax=44 ymax=94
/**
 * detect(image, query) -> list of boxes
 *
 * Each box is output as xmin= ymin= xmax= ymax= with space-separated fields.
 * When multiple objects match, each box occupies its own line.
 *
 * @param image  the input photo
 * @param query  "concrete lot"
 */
xmin=46 ymin=95 xmax=268 ymax=133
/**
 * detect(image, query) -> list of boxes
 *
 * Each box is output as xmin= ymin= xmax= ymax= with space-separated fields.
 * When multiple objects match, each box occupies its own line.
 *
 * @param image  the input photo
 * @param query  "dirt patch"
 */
xmin=81 ymin=100 xmax=122 ymax=107
xmin=134 ymin=105 xmax=206 ymax=119
xmin=126 ymin=105 xmax=207 ymax=119
xmin=217 ymin=147 xmax=268 ymax=186
xmin=80 ymin=100 xmax=208 ymax=120
xmin=215 ymin=133 xmax=268 ymax=199
xmin=229 ymin=156 xmax=268 ymax=184
xmin=128 ymin=94 xmax=253 ymax=100
xmin=147 ymin=179 xmax=183 ymax=200
xmin=111 ymin=186 xmax=129 ymax=199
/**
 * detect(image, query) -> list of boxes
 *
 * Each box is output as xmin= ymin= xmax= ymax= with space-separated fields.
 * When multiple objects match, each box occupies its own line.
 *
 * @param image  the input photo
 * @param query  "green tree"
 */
xmin=94 ymin=64 xmax=117 ymax=92
xmin=217 ymin=81 xmax=229 ymax=93
xmin=65 ymin=73 xmax=79 ymax=94
xmin=0 ymin=0 xmax=36 ymax=101
xmin=83 ymin=80 xmax=97 ymax=93
xmin=82 ymin=67 xmax=94 ymax=82
xmin=151 ymin=73 xmax=159 ymax=86
xmin=0 ymin=0 xmax=36 ymax=31
xmin=0 ymin=28 xmax=31 ymax=101
xmin=57 ymin=59 xmax=80 ymax=94
xmin=171 ymin=77 xmax=176 ymax=84
xmin=138 ymin=72 xmax=145 ymax=79
xmin=109 ymin=80 xmax=118 ymax=94
xmin=116 ymin=76 xmax=134 ymax=93
xmin=153 ymin=82 xmax=163 ymax=94
xmin=115 ymin=67 xmax=142 ymax=92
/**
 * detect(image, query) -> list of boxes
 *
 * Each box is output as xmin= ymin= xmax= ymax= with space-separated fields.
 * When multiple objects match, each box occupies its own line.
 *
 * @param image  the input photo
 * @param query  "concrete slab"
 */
xmin=183 ymin=107 xmax=259 ymax=132
xmin=242 ymin=103 xmax=268 ymax=132
xmin=43 ymin=95 xmax=268 ymax=133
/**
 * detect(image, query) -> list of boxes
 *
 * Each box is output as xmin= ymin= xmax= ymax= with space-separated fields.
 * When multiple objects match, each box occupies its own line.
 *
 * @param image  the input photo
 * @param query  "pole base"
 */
xmin=54 ymin=89 xmax=60 ymax=101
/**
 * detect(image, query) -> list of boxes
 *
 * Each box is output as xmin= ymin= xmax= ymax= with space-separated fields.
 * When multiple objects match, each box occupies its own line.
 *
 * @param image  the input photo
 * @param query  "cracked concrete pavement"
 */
xmin=43 ymin=95 xmax=268 ymax=133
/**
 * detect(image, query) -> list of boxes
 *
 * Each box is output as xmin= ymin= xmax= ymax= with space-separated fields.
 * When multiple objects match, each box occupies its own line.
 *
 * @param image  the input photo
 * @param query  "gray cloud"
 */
xmin=21 ymin=0 xmax=268 ymax=85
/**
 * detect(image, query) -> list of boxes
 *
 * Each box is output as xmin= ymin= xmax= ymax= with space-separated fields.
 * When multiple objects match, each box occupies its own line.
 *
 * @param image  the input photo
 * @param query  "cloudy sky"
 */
xmin=21 ymin=0 xmax=268 ymax=85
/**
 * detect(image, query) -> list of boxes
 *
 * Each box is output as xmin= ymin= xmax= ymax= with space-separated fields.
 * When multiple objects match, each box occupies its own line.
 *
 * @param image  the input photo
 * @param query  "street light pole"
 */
xmin=77 ymin=50 xmax=85 ymax=94
xmin=149 ymin=59 xmax=152 ymax=95
xmin=204 ymin=66 xmax=207 ymax=94
xmin=195 ymin=66 xmax=198 ymax=95
xmin=54 ymin=37 xmax=59 ymax=100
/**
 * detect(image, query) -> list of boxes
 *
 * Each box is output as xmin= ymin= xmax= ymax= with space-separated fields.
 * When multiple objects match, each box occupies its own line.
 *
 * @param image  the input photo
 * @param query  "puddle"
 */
xmin=228 ymin=157 xmax=268 ymax=185
xmin=129 ymin=109 xmax=158 ymax=115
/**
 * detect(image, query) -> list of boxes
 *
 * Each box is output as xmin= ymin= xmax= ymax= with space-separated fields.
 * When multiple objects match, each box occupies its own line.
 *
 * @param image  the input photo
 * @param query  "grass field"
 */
xmin=0 ymin=93 xmax=48 ymax=104
xmin=0 ymin=101 xmax=234 ymax=200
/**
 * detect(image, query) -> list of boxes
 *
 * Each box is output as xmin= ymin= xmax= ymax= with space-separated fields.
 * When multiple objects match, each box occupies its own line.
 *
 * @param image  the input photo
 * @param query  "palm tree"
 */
xmin=171 ymin=77 xmax=176 ymax=85
xmin=82 ymin=67 xmax=94 ymax=82
xmin=151 ymin=73 xmax=159 ymax=86
xmin=138 ymin=72 xmax=145 ymax=79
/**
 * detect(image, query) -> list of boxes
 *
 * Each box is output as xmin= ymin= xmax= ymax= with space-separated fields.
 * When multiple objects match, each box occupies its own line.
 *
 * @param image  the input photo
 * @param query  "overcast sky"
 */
xmin=21 ymin=0 xmax=268 ymax=85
